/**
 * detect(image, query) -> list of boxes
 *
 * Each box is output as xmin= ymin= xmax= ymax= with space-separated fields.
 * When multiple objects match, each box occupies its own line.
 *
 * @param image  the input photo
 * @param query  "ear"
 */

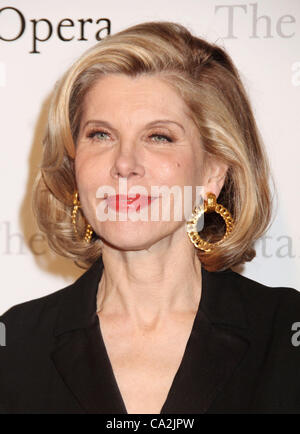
xmin=203 ymin=157 xmax=228 ymax=200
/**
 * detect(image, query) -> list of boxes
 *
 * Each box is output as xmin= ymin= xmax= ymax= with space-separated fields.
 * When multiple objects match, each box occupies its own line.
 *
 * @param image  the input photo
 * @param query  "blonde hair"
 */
xmin=33 ymin=21 xmax=274 ymax=271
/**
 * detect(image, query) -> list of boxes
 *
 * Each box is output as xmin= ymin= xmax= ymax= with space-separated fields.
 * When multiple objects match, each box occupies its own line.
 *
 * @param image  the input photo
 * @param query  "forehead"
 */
xmin=80 ymin=74 xmax=190 ymax=122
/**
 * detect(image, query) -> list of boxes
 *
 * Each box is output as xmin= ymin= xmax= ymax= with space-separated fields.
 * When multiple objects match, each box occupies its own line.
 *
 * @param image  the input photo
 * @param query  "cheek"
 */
xmin=75 ymin=151 xmax=106 ymax=192
xmin=75 ymin=148 xmax=89 ymax=182
xmin=155 ymin=157 xmax=197 ymax=187
xmin=74 ymin=154 xmax=84 ymax=187
xmin=75 ymin=153 xmax=107 ymax=223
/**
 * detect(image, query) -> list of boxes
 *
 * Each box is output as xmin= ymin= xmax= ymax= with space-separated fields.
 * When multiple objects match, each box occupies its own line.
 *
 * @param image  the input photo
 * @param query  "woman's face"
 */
xmin=75 ymin=74 xmax=219 ymax=251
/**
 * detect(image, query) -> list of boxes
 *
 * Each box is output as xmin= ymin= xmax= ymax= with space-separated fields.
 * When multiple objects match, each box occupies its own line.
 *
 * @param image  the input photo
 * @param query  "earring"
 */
xmin=72 ymin=191 xmax=93 ymax=243
xmin=186 ymin=192 xmax=234 ymax=252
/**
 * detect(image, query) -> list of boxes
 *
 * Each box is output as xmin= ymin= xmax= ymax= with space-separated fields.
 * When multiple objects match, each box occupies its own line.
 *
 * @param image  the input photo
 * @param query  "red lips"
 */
xmin=106 ymin=194 xmax=156 ymax=212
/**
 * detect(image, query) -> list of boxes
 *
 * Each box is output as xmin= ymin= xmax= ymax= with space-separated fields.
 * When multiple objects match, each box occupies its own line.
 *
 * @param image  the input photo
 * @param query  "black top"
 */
xmin=0 ymin=257 xmax=300 ymax=414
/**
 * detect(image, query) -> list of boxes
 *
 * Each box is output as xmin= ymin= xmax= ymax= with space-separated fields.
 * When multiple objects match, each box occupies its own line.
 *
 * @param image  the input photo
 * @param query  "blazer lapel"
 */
xmin=161 ymin=267 xmax=251 ymax=414
xmin=160 ymin=309 xmax=249 ymax=413
xmin=51 ymin=319 xmax=127 ymax=414
xmin=50 ymin=258 xmax=251 ymax=414
xmin=50 ymin=259 xmax=126 ymax=414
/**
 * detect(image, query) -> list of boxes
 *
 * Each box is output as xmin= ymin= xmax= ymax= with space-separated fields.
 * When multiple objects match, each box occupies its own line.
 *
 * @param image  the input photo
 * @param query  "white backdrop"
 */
xmin=0 ymin=0 xmax=299 ymax=315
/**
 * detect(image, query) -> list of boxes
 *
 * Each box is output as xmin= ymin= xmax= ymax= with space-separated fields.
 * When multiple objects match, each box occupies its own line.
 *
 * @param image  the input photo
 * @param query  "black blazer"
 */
xmin=1 ymin=257 xmax=300 ymax=414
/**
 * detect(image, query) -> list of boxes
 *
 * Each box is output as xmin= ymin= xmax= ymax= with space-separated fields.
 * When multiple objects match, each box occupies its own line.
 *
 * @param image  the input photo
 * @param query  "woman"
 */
xmin=0 ymin=21 xmax=300 ymax=415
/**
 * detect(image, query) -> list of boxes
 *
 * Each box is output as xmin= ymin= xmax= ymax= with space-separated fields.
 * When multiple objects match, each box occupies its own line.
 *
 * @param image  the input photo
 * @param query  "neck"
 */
xmin=96 ymin=226 xmax=202 ymax=331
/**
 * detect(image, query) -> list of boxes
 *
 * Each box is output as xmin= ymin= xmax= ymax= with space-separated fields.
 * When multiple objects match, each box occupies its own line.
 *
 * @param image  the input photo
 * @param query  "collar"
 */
xmin=53 ymin=256 xmax=249 ymax=337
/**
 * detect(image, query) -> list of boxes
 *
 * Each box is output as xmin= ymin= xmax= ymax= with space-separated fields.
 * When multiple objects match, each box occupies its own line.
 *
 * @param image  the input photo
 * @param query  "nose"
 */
xmin=110 ymin=143 xmax=145 ymax=180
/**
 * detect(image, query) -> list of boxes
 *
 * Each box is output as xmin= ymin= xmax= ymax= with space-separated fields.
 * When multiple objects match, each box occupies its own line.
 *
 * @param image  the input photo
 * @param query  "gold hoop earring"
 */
xmin=72 ymin=191 xmax=93 ymax=243
xmin=186 ymin=192 xmax=234 ymax=252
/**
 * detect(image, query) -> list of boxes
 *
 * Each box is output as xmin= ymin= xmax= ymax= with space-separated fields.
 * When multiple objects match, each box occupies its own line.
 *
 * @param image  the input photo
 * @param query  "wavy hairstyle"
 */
xmin=33 ymin=21 xmax=274 ymax=271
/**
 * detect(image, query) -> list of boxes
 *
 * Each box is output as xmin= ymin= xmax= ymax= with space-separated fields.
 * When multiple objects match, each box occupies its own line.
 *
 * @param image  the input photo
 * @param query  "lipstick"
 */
xmin=106 ymin=194 xmax=157 ymax=212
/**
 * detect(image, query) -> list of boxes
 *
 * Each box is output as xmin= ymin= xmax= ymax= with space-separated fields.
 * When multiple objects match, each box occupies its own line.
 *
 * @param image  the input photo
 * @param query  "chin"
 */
xmin=97 ymin=220 xmax=168 ymax=251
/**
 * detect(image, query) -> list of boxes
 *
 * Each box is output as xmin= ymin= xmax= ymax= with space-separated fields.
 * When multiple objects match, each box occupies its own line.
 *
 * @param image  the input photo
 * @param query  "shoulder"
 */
xmin=228 ymin=269 xmax=300 ymax=310
xmin=222 ymin=269 xmax=300 ymax=344
xmin=216 ymin=267 xmax=300 ymax=304
xmin=206 ymin=267 xmax=300 ymax=332
xmin=0 ymin=281 xmax=75 ymax=345
xmin=0 ymin=260 xmax=100 ymax=345
xmin=221 ymin=271 xmax=300 ymax=410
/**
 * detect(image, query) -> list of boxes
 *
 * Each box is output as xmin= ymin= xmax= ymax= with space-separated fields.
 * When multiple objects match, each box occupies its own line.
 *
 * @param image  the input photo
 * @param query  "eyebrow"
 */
xmin=81 ymin=119 xmax=185 ymax=133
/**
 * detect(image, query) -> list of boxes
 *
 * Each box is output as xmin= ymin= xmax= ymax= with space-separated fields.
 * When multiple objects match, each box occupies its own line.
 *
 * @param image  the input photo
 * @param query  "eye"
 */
xmin=87 ymin=130 xmax=111 ymax=140
xmin=149 ymin=133 xmax=173 ymax=143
